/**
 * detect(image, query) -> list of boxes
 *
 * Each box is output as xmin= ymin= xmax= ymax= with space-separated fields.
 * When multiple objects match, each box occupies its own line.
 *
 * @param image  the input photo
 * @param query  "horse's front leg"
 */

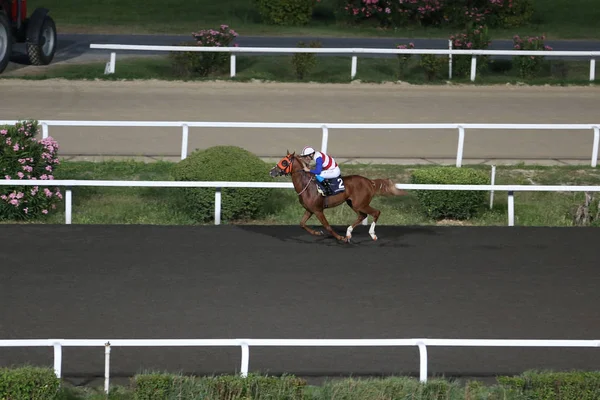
xmin=300 ymin=210 xmax=323 ymax=236
xmin=314 ymin=210 xmax=348 ymax=242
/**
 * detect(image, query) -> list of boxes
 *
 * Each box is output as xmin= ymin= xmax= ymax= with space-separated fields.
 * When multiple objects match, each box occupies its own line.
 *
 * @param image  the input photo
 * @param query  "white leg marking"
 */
xmin=346 ymin=226 xmax=353 ymax=238
xmin=369 ymin=221 xmax=377 ymax=240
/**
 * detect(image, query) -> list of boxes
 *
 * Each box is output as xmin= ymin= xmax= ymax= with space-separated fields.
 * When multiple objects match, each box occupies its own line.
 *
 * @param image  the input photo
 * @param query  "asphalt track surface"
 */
xmin=1 ymin=80 xmax=599 ymax=164
xmin=1 ymin=224 xmax=600 ymax=382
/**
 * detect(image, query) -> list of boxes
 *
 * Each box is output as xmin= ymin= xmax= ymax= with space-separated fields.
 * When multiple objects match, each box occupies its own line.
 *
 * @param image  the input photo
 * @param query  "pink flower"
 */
xmin=42 ymin=209 xmax=48 ymax=214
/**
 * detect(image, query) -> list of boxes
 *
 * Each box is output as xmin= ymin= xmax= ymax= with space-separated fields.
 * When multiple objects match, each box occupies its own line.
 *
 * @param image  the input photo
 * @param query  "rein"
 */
xmin=288 ymin=156 xmax=313 ymax=196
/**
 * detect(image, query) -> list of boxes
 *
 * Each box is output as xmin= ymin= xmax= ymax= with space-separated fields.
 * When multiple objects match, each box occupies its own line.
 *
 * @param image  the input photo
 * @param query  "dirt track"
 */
xmin=1 ymin=79 xmax=599 ymax=164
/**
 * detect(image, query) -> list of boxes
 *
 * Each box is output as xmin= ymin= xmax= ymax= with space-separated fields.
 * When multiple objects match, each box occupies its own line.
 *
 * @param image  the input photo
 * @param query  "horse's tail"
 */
xmin=371 ymin=178 xmax=407 ymax=197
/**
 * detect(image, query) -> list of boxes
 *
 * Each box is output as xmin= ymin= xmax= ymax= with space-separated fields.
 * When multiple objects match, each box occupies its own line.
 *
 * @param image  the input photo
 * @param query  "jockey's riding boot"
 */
xmin=322 ymin=179 xmax=333 ymax=196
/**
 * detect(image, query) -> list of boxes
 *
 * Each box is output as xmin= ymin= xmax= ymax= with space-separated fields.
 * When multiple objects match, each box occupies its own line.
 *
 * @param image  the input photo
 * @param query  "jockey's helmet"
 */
xmin=301 ymin=146 xmax=315 ymax=157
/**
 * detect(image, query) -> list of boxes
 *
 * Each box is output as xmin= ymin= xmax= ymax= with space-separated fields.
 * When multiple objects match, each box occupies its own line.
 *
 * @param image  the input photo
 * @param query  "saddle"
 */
xmin=316 ymin=176 xmax=345 ymax=197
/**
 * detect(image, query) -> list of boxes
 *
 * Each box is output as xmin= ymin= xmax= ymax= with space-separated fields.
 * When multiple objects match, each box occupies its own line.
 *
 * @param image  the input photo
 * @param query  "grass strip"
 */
xmin=3 ymin=160 xmax=600 ymax=227
xmin=4 ymin=54 xmax=597 ymax=87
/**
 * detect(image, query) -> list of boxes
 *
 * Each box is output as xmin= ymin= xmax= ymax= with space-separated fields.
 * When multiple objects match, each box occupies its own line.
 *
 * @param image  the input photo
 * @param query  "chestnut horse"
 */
xmin=269 ymin=151 xmax=406 ymax=242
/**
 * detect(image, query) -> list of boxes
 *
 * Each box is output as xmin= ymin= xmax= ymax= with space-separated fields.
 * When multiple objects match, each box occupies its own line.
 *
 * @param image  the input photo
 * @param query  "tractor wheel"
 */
xmin=0 ymin=13 xmax=12 ymax=74
xmin=27 ymin=14 xmax=57 ymax=66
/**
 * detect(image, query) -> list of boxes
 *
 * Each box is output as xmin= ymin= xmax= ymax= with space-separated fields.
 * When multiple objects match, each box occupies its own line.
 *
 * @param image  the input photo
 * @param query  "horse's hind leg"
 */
xmin=358 ymin=205 xmax=381 ymax=241
xmin=345 ymin=200 xmax=368 ymax=240
xmin=300 ymin=210 xmax=323 ymax=236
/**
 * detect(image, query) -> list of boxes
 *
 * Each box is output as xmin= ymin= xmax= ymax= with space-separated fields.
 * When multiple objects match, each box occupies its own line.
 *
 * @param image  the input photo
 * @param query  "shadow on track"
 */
xmin=236 ymin=225 xmax=440 ymax=248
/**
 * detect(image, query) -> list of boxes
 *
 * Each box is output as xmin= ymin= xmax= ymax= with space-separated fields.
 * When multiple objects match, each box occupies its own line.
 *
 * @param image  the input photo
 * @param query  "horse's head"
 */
xmin=270 ymin=150 xmax=299 ymax=177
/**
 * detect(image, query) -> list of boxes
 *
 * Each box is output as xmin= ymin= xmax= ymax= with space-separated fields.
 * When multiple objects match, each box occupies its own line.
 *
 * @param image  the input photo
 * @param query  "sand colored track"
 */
xmin=1 ymin=79 xmax=599 ymax=163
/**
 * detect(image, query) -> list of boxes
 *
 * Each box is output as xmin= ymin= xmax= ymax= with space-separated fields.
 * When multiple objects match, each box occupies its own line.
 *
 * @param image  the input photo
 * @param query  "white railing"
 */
xmin=1 ymin=120 xmax=599 ymax=168
xmin=2 ymin=180 xmax=600 ymax=226
xmin=89 ymin=43 xmax=599 ymax=82
xmin=1 ymin=338 xmax=599 ymax=394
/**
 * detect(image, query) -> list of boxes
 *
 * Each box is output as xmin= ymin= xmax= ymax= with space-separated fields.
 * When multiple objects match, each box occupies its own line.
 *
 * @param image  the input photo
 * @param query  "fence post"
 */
xmin=508 ymin=191 xmax=514 ymax=226
xmin=104 ymin=52 xmax=116 ymax=74
xmin=351 ymin=56 xmax=357 ymax=79
xmin=456 ymin=126 xmax=465 ymax=167
xmin=470 ymin=55 xmax=477 ymax=82
xmin=215 ymin=188 xmax=222 ymax=225
xmin=590 ymin=59 xmax=596 ymax=81
xmin=321 ymin=125 xmax=329 ymax=154
xmin=181 ymin=124 xmax=189 ymax=160
xmin=230 ymin=55 xmax=236 ymax=78
xmin=490 ymin=165 xmax=496 ymax=209
xmin=42 ymin=122 xmax=49 ymax=139
xmin=104 ymin=342 xmax=111 ymax=394
xmin=53 ymin=342 xmax=62 ymax=378
xmin=65 ymin=189 xmax=72 ymax=225
xmin=240 ymin=341 xmax=250 ymax=377
xmin=592 ymin=127 xmax=599 ymax=167
xmin=448 ymin=40 xmax=453 ymax=80
xmin=417 ymin=341 xmax=428 ymax=383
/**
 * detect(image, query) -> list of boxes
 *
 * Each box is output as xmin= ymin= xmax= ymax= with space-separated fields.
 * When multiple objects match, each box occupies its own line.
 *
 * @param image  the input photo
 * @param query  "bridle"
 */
xmin=276 ymin=154 xmax=314 ymax=196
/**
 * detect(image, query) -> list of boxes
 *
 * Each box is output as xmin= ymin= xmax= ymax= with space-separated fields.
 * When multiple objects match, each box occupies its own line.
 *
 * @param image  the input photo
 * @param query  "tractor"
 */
xmin=0 ymin=0 xmax=57 ymax=74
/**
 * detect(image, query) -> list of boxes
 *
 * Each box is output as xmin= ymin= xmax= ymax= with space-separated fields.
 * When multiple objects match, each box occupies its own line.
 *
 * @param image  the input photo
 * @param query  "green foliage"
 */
xmin=254 ymin=0 xmax=317 ymax=26
xmin=291 ymin=40 xmax=322 ymax=79
xmin=132 ymin=372 xmax=306 ymax=400
xmin=171 ymin=146 xmax=273 ymax=223
xmin=419 ymin=55 xmax=446 ymax=81
xmin=0 ymin=120 xmax=63 ymax=221
xmin=449 ymin=23 xmax=492 ymax=79
xmin=169 ymin=25 xmax=238 ymax=78
xmin=498 ymin=0 xmax=535 ymax=28
xmin=497 ymin=370 xmax=600 ymax=400
xmin=512 ymin=34 xmax=553 ymax=79
xmin=0 ymin=366 xmax=61 ymax=400
xmin=411 ymin=166 xmax=490 ymax=220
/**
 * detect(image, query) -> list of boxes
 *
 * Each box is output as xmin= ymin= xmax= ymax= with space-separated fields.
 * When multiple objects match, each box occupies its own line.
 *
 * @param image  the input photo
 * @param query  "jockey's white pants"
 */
xmin=318 ymin=166 xmax=341 ymax=180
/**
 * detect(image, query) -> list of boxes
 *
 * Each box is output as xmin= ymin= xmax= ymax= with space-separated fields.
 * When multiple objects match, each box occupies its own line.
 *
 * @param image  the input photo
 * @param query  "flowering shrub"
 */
xmin=0 ymin=120 xmax=62 ymax=221
xmin=338 ymin=0 xmax=534 ymax=29
xmin=512 ymin=34 xmax=553 ymax=79
xmin=169 ymin=25 xmax=239 ymax=78
xmin=449 ymin=23 xmax=492 ymax=78
xmin=255 ymin=0 xmax=318 ymax=26
xmin=396 ymin=42 xmax=414 ymax=79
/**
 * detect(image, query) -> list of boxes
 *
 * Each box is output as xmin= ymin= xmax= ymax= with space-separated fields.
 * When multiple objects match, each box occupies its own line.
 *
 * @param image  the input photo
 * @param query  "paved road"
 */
xmin=0 ymin=79 xmax=599 ymax=164
xmin=1 ymin=224 xmax=599 ymax=383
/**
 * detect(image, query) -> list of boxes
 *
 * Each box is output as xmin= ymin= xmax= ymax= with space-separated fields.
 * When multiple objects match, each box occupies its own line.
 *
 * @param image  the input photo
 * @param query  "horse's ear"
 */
xmin=286 ymin=149 xmax=290 ymax=155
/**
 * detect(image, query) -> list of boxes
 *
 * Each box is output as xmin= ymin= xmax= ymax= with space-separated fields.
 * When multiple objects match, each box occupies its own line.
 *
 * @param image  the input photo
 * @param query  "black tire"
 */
xmin=27 ymin=15 xmax=57 ymax=66
xmin=0 ymin=12 xmax=12 ymax=74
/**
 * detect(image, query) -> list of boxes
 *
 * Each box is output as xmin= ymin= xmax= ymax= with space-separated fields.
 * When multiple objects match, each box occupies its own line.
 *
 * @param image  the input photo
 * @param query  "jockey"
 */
xmin=300 ymin=146 xmax=341 ymax=183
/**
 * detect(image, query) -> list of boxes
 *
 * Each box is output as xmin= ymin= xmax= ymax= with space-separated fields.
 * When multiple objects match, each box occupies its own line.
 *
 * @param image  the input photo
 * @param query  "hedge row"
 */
xmin=5 ymin=367 xmax=600 ymax=400
xmin=0 ymin=127 xmax=491 ymax=224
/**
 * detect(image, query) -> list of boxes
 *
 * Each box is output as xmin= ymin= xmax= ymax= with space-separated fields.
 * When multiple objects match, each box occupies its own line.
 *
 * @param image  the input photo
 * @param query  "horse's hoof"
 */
xmin=372 ymin=235 xmax=378 ymax=241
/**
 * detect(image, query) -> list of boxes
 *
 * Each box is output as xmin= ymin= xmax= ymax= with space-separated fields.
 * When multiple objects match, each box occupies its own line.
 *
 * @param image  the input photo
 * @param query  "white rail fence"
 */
xmin=1 ymin=338 xmax=599 ymax=394
xmin=1 ymin=120 xmax=599 ymax=168
xmin=2 ymin=180 xmax=600 ymax=226
xmin=89 ymin=43 xmax=599 ymax=82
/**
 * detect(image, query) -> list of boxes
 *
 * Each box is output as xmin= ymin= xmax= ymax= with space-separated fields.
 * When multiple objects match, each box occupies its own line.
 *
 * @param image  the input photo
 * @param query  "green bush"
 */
xmin=171 ymin=146 xmax=273 ymax=223
xmin=132 ymin=373 xmax=306 ymax=400
xmin=0 ymin=366 xmax=61 ymax=400
xmin=291 ymin=40 xmax=322 ymax=80
xmin=411 ymin=166 xmax=489 ymax=220
xmin=497 ymin=370 xmax=600 ymax=400
xmin=254 ymin=0 xmax=317 ymax=26
xmin=169 ymin=25 xmax=238 ymax=78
